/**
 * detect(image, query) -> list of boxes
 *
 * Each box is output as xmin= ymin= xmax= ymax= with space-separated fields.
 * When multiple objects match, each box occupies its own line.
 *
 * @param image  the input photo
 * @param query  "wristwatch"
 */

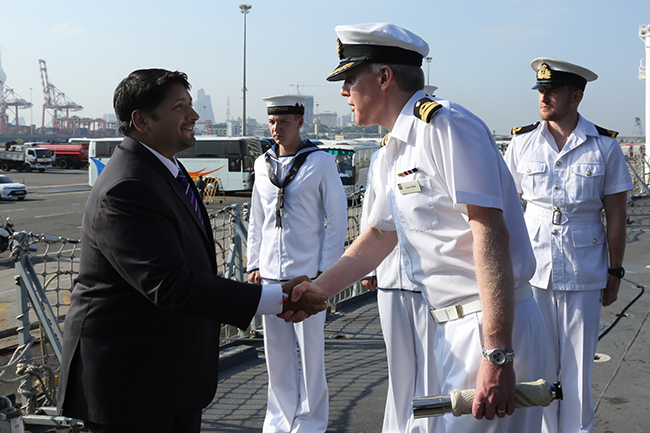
xmin=482 ymin=348 xmax=515 ymax=366
xmin=608 ymin=267 xmax=625 ymax=279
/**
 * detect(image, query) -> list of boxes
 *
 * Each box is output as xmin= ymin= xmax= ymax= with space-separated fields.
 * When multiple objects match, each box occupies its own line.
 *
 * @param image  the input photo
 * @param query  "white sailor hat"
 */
xmin=423 ymin=85 xmax=438 ymax=97
xmin=262 ymin=95 xmax=309 ymax=115
xmin=531 ymin=57 xmax=598 ymax=91
xmin=326 ymin=23 xmax=429 ymax=82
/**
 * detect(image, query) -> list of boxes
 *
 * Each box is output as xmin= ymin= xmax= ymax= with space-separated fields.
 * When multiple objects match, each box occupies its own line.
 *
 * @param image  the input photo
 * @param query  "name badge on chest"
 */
xmin=398 ymin=180 xmax=422 ymax=195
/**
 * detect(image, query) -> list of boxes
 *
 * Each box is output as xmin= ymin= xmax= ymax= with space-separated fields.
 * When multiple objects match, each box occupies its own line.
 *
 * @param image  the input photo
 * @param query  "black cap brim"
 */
xmin=326 ymin=60 xmax=365 ymax=82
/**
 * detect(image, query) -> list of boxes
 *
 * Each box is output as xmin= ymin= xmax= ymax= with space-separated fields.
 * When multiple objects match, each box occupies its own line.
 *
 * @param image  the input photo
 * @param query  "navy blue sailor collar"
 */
xmin=267 ymin=139 xmax=320 ymax=160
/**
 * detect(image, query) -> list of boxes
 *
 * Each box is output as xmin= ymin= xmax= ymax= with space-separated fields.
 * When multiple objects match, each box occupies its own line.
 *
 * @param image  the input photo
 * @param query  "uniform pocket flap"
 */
xmin=571 ymin=226 xmax=606 ymax=248
xmin=571 ymin=163 xmax=605 ymax=178
xmin=517 ymin=161 xmax=546 ymax=176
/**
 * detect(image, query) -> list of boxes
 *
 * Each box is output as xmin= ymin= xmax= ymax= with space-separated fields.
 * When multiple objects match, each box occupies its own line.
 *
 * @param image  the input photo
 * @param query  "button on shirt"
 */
xmin=367 ymin=91 xmax=536 ymax=309
xmin=503 ymin=116 xmax=634 ymax=290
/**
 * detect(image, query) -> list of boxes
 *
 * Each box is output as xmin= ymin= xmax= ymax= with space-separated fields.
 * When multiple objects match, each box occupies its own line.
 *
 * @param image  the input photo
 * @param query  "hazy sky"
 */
xmin=1 ymin=0 xmax=648 ymax=136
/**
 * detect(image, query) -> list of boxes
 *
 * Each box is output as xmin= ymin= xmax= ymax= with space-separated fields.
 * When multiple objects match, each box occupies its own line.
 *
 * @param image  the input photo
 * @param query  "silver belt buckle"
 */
xmin=552 ymin=208 xmax=562 ymax=225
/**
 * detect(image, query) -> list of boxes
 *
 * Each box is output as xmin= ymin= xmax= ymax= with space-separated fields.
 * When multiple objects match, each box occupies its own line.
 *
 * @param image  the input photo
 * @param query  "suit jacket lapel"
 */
xmin=122 ymin=138 xmax=216 ymax=260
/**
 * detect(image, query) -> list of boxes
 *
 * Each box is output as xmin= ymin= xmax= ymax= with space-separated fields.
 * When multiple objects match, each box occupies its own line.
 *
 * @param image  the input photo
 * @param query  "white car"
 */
xmin=0 ymin=175 xmax=27 ymax=200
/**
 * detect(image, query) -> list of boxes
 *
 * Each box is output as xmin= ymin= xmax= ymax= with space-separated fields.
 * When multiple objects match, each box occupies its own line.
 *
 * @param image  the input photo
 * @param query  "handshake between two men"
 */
xmin=279 ymin=275 xmax=329 ymax=322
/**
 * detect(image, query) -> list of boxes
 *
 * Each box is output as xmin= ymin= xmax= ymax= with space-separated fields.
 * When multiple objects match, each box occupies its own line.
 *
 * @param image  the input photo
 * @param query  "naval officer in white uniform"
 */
xmin=360 ymin=144 xmax=438 ymax=433
xmin=247 ymin=95 xmax=347 ymax=433
xmin=504 ymin=58 xmax=633 ymax=433
xmin=289 ymin=22 xmax=546 ymax=433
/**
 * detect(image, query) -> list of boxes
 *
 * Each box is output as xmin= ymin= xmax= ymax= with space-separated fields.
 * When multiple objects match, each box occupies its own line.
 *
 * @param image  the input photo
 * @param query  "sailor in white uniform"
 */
xmin=360 ymin=144 xmax=438 ymax=433
xmin=247 ymin=95 xmax=347 ymax=433
xmin=504 ymin=58 xmax=634 ymax=433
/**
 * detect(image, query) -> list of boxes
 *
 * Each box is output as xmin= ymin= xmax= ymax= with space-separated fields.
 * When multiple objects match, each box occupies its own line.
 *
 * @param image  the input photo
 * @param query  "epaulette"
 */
xmin=595 ymin=125 xmax=619 ymax=138
xmin=414 ymin=98 xmax=442 ymax=123
xmin=381 ymin=133 xmax=390 ymax=147
xmin=511 ymin=122 xmax=541 ymax=136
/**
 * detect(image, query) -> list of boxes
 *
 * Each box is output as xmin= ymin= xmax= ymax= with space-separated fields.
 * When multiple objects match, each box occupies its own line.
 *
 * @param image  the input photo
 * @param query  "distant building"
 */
xmin=316 ymin=111 xmax=337 ymax=128
xmin=302 ymin=96 xmax=314 ymax=129
xmin=227 ymin=120 xmax=242 ymax=136
xmin=211 ymin=122 xmax=228 ymax=136
xmin=196 ymin=89 xmax=215 ymax=123
xmin=339 ymin=113 xmax=353 ymax=127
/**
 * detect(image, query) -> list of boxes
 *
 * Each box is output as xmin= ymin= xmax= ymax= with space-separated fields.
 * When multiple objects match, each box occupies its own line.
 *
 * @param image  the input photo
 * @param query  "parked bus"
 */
xmin=317 ymin=139 xmax=380 ymax=197
xmin=88 ymin=136 xmax=264 ymax=192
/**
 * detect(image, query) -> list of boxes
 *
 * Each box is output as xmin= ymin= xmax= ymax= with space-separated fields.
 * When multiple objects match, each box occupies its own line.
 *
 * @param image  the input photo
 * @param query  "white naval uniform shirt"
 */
xmin=361 ymin=148 xmax=418 ymax=292
xmin=247 ymin=142 xmax=347 ymax=280
xmin=504 ymin=116 xmax=633 ymax=291
xmin=367 ymin=91 xmax=536 ymax=309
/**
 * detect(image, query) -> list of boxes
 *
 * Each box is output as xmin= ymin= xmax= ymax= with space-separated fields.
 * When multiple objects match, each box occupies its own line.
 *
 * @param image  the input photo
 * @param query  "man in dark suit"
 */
xmin=57 ymin=69 xmax=326 ymax=433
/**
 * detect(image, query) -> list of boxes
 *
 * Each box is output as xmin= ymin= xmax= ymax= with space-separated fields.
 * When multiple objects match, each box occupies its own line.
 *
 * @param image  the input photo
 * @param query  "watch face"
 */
xmin=491 ymin=350 xmax=506 ymax=365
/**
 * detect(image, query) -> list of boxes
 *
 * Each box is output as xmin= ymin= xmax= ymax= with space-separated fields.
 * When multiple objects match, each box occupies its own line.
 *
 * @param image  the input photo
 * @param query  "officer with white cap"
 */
xmin=288 ymin=23 xmax=546 ymax=433
xmin=247 ymin=95 xmax=347 ymax=432
xmin=504 ymin=58 xmax=633 ymax=433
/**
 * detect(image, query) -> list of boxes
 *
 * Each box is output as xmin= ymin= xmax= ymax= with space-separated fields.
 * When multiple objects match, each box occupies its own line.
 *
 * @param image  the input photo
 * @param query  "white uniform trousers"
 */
xmin=434 ymin=297 xmax=546 ymax=433
xmin=533 ymin=286 xmax=601 ymax=433
xmin=262 ymin=310 xmax=328 ymax=433
xmin=377 ymin=290 xmax=439 ymax=433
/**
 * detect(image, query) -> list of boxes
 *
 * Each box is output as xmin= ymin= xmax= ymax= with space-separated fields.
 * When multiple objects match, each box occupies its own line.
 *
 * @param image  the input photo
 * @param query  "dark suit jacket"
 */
xmin=57 ymin=137 xmax=262 ymax=424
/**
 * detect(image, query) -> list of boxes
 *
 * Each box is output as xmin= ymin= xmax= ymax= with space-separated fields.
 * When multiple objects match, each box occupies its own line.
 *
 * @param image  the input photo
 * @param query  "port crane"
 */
xmin=39 ymin=59 xmax=83 ymax=130
xmin=290 ymin=82 xmax=324 ymax=95
xmin=0 ymin=83 xmax=32 ymax=133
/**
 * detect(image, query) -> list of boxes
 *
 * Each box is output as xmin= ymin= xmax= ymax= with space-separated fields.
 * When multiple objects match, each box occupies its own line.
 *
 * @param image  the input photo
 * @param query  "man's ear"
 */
xmin=297 ymin=116 xmax=304 ymax=129
xmin=378 ymin=65 xmax=394 ymax=90
xmin=132 ymin=109 xmax=149 ymax=132
xmin=571 ymin=89 xmax=584 ymax=106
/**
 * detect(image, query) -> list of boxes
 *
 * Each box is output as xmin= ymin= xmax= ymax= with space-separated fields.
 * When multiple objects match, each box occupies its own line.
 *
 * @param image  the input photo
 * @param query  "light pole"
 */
xmin=239 ymin=4 xmax=252 ymax=136
xmin=424 ymin=57 xmax=432 ymax=85
xmin=640 ymin=24 xmax=649 ymax=147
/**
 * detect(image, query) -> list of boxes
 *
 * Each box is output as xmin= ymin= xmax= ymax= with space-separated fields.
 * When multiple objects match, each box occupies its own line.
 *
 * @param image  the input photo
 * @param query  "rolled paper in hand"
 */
xmin=412 ymin=379 xmax=562 ymax=418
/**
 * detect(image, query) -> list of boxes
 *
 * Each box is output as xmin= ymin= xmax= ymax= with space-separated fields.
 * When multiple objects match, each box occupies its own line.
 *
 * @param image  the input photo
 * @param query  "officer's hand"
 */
xmin=279 ymin=276 xmax=327 ymax=322
xmin=472 ymin=359 xmax=516 ymax=420
xmin=361 ymin=277 xmax=377 ymax=291
xmin=602 ymin=275 xmax=621 ymax=307
xmin=248 ymin=269 xmax=261 ymax=284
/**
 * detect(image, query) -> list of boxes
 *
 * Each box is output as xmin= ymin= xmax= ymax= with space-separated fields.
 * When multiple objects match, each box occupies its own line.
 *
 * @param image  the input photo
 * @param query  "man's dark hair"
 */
xmin=113 ymin=69 xmax=191 ymax=136
xmin=366 ymin=63 xmax=425 ymax=93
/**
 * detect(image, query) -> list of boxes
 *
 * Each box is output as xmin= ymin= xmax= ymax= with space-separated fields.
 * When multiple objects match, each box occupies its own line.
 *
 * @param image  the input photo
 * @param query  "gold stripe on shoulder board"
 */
xmin=414 ymin=98 xmax=442 ymax=123
xmin=381 ymin=133 xmax=390 ymax=147
xmin=595 ymin=125 xmax=619 ymax=138
xmin=511 ymin=121 xmax=540 ymax=136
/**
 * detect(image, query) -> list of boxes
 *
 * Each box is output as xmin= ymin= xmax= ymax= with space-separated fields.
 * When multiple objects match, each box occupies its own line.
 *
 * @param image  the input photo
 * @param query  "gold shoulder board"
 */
xmin=381 ymin=133 xmax=390 ymax=147
xmin=414 ymin=98 xmax=442 ymax=123
xmin=511 ymin=122 xmax=541 ymax=136
xmin=595 ymin=125 xmax=619 ymax=138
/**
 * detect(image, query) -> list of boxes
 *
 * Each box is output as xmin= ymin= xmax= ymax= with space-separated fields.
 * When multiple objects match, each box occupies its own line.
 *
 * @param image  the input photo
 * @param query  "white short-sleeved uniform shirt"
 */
xmin=368 ymin=91 xmax=536 ymax=309
xmin=504 ymin=116 xmax=634 ymax=290
xmin=361 ymin=147 xmax=419 ymax=292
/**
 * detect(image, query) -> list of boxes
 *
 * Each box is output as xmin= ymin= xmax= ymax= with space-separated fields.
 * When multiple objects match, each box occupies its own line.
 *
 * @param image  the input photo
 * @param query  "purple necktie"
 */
xmin=176 ymin=171 xmax=205 ymax=229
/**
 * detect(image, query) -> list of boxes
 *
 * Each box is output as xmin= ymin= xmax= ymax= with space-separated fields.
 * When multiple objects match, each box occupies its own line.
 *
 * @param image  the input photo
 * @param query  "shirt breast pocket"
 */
xmin=394 ymin=178 xmax=439 ymax=232
xmin=567 ymin=163 xmax=605 ymax=201
xmin=517 ymin=161 xmax=547 ymax=196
